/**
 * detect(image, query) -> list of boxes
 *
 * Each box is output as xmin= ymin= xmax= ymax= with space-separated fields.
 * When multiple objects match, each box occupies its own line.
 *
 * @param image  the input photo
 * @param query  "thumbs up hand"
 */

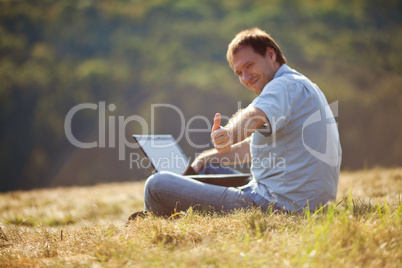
xmin=212 ymin=112 xmax=221 ymax=132
xmin=211 ymin=113 xmax=232 ymax=154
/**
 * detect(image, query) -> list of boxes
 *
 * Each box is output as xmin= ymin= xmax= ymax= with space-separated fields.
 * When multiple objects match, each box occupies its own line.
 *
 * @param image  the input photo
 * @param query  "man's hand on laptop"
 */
xmin=211 ymin=113 xmax=232 ymax=154
xmin=191 ymin=155 xmax=205 ymax=174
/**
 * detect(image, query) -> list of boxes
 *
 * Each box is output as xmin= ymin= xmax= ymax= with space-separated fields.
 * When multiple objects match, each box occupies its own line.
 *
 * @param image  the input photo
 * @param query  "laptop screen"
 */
xmin=132 ymin=135 xmax=190 ymax=174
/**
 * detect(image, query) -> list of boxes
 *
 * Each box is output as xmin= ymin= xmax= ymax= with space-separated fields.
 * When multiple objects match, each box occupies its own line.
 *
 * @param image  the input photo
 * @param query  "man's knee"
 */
xmin=144 ymin=172 xmax=179 ymax=214
xmin=144 ymin=172 xmax=175 ymax=197
xmin=144 ymin=172 xmax=162 ymax=195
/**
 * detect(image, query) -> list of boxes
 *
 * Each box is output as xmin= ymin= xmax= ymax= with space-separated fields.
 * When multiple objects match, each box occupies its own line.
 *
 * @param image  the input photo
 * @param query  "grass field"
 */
xmin=1 ymin=167 xmax=401 ymax=267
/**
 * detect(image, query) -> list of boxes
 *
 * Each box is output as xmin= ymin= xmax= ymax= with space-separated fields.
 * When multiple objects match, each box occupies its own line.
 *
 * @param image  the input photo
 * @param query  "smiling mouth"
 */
xmin=248 ymin=78 xmax=258 ymax=87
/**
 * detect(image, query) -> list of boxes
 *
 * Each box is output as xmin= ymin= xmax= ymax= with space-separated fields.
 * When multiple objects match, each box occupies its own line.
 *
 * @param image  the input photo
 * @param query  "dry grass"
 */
xmin=1 ymin=168 xmax=401 ymax=267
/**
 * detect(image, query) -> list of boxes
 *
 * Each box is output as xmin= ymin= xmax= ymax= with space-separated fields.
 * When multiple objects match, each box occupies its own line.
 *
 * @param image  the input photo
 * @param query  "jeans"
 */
xmin=143 ymin=164 xmax=254 ymax=216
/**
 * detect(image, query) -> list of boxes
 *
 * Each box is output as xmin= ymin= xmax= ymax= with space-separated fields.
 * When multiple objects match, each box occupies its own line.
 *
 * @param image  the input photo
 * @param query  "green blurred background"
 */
xmin=1 ymin=0 xmax=401 ymax=191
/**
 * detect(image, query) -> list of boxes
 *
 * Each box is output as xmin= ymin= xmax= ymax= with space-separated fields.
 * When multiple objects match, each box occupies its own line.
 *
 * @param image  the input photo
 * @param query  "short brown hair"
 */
xmin=226 ymin=28 xmax=287 ymax=69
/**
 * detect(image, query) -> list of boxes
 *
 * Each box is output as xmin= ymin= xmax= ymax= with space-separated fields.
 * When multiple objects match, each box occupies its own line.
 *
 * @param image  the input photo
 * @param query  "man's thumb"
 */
xmin=212 ymin=113 xmax=221 ymax=132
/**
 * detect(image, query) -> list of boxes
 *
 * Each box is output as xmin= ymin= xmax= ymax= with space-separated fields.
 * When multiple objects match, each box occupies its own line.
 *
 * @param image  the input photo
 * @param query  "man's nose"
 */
xmin=242 ymin=71 xmax=251 ymax=84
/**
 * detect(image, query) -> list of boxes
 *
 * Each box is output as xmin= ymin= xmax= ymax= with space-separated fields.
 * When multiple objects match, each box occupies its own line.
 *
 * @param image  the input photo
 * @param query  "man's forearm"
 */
xmin=225 ymin=106 xmax=269 ymax=144
xmin=198 ymin=138 xmax=252 ymax=166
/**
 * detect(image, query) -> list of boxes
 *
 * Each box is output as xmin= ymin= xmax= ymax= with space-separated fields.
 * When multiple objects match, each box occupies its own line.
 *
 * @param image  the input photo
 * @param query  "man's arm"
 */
xmin=191 ymin=137 xmax=251 ymax=173
xmin=211 ymin=106 xmax=269 ymax=154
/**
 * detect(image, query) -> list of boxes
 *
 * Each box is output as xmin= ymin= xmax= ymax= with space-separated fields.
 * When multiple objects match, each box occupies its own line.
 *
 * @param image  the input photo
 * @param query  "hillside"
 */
xmin=0 ymin=167 xmax=401 ymax=267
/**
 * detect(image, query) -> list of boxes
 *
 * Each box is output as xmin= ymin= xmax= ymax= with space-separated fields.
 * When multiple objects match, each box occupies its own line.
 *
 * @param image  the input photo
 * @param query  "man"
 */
xmin=135 ymin=28 xmax=341 ymax=218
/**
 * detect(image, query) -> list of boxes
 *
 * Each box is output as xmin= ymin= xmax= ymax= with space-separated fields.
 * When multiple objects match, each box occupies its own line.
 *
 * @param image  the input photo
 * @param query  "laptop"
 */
xmin=132 ymin=135 xmax=251 ymax=187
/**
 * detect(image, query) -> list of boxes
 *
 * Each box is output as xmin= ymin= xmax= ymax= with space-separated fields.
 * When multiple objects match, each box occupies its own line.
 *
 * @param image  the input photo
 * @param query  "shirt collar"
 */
xmin=273 ymin=64 xmax=291 ymax=79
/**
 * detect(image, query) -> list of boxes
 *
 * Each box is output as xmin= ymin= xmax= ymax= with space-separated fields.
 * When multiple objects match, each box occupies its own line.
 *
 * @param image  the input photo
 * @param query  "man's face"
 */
xmin=231 ymin=46 xmax=279 ymax=94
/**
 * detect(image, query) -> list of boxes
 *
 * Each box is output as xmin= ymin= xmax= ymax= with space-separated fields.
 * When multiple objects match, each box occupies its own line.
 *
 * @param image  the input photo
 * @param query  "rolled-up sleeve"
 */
xmin=248 ymin=80 xmax=291 ymax=135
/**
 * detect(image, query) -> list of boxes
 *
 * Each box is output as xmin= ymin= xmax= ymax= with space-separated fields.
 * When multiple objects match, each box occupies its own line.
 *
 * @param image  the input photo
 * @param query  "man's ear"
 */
xmin=266 ymin=47 xmax=277 ymax=63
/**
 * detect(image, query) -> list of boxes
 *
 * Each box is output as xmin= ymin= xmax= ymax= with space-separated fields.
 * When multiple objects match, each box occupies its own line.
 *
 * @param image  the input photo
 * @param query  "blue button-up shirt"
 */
xmin=242 ymin=65 xmax=342 ymax=212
